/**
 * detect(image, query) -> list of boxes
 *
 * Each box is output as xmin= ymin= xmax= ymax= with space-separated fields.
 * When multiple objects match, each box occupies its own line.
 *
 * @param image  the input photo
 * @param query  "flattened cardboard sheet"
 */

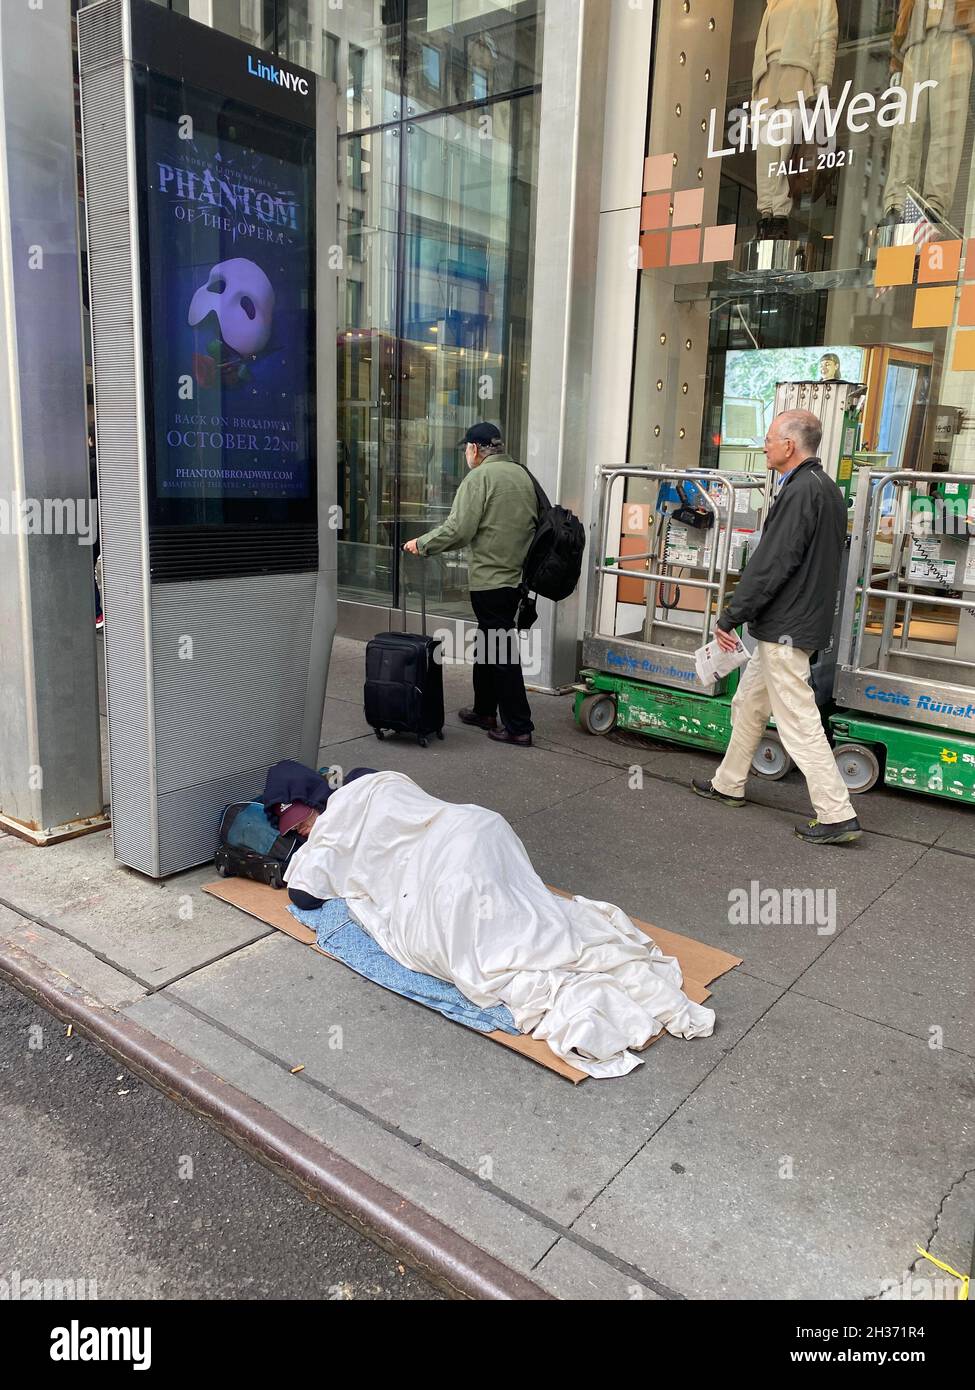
xmin=203 ymin=878 xmax=741 ymax=1084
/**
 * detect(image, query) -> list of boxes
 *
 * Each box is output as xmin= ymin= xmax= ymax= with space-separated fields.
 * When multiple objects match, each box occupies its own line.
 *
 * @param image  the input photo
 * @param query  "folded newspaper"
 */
xmin=695 ymin=633 xmax=750 ymax=685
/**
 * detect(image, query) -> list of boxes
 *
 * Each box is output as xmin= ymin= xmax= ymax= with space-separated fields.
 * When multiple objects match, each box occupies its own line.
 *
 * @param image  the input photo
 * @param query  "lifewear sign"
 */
xmin=708 ymin=78 xmax=937 ymax=159
xmin=247 ymin=54 xmax=309 ymax=95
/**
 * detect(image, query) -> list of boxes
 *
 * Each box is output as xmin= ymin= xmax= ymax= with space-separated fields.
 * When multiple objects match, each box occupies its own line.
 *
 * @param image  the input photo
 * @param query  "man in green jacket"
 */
xmin=403 ymin=422 xmax=538 ymax=747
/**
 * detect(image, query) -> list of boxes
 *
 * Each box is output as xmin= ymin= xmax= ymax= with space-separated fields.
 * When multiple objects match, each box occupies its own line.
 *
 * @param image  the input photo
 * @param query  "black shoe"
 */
xmin=459 ymin=707 xmax=497 ymax=731
xmin=770 ymin=216 xmax=791 ymax=239
xmin=691 ymin=778 xmax=745 ymax=808
xmin=487 ymin=728 xmax=532 ymax=748
xmin=794 ymin=816 xmax=862 ymax=845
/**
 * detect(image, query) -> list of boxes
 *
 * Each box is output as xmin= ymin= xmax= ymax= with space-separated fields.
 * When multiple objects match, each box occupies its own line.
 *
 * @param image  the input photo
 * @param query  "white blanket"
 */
xmin=285 ymin=771 xmax=715 ymax=1078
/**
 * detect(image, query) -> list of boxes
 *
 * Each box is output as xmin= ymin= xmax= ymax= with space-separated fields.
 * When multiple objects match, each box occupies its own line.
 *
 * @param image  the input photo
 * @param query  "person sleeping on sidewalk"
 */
xmin=261 ymin=761 xmax=377 ymax=908
xmin=279 ymin=767 xmax=715 ymax=1079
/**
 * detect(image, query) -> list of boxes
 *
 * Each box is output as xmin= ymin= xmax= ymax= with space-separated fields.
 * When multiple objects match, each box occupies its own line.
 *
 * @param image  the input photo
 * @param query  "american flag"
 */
xmin=873 ymin=195 xmax=948 ymax=299
xmin=906 ymin=195 xmax=939 ymax=249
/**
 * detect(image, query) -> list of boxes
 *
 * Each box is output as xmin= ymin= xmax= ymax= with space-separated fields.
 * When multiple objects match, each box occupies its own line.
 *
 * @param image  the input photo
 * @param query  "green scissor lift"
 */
xmin=577 ymin=467 xmax=975 ymax=807
xmin=573 ymin=654 xmax=793 ymax=778
xmin=826 ymin=469 xmax=975 ymax=805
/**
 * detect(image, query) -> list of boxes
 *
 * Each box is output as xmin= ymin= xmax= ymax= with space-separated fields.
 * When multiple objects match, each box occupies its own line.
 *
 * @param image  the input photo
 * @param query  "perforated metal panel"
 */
xmin=77 ymin=0 xmax=124 ymax=71
xmin=150 ymin=573 xmax=316 ymax=792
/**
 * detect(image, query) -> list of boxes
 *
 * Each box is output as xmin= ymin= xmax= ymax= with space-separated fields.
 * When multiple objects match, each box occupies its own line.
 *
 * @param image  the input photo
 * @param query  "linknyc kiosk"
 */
xmin=78 ymin=0 xmax=337 ymax=875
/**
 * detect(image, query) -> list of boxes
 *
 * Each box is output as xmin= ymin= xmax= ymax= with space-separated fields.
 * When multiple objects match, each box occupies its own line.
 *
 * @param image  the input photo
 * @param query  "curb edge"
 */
xmin=0 ymin=937 xmax=553 ymax=1302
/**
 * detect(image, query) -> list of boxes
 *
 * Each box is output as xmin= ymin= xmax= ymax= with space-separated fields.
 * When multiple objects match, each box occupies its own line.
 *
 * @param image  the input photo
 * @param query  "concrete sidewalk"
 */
xmin=1 ymin=636 xmax=973 ymax=1299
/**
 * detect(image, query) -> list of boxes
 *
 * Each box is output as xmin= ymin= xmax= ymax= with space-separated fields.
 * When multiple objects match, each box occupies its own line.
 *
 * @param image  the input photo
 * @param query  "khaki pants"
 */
xmin=884 ymin=29 xmax=973 ymax=216
xmin=712 ymin=641 xmax=856 ymax=824
xmin=754 ymin=62 xmax=814 ymax=218
xmin=755 ymin=104 xmax=799 ymax=217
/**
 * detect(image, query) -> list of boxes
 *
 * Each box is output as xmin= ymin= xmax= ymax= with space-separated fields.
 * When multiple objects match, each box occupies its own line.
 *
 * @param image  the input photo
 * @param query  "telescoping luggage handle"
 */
xmin=400 ymin=550 xmax=428 ymax=637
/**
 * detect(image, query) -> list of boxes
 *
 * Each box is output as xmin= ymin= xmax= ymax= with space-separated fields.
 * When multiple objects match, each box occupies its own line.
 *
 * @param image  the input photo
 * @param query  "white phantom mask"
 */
xmin=188 ymin=258 xmax=275 ymax=356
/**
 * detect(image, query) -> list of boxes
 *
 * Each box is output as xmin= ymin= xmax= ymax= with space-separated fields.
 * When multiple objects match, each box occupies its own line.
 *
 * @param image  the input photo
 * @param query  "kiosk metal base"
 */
xmin=0 ymin=809 xmax=111 ymax=847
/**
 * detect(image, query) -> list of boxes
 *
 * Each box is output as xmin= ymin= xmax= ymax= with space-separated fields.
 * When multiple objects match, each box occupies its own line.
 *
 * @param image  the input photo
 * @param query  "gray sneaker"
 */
xmin=691 ymin=778 xmax=745 ymax=808
xmin=795 ymin=817 xmax=862 ymax=845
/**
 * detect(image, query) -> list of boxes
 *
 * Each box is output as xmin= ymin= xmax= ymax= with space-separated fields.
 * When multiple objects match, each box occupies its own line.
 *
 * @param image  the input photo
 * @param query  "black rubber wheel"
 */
xmin=267 ymin=865 xmax=284 ymax=890
xmin=436 ymin=729 xmax=445 ymax=740
xmin=418 ymin=736 xmax=428 ymax=748
xmin=579 ymin=692 xmax=617 ymax=736
xmin=215 ymin=857 xmax=232 ymax=879
xmin=375 ymin=728 xmax=385 ymax=740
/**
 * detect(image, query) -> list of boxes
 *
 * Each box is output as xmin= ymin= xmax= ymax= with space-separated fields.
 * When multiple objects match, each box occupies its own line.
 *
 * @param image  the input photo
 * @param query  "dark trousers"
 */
xmin=470 ymin=587 xmax=533 ymax=736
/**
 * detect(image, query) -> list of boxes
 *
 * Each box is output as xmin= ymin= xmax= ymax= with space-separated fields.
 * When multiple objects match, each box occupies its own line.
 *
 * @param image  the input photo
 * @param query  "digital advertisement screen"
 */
xmin=721 ymin=346 xmax=866 ymax=447
xmin=139 ymin=71 xmax=316 ymax=521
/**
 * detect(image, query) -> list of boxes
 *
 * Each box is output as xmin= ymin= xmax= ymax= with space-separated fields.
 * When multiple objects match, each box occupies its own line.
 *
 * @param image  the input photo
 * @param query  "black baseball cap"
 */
xmin=459 ymin=422 xmax=504 ymax=449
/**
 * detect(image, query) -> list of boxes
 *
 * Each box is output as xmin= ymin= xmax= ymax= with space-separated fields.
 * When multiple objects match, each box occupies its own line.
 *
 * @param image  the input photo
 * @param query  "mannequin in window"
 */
xmin=882 ymin=1 xmax=975 ymax=227
xmin=819 ymin=352 xmax=841 ymax=380
xmin=753 ymin=0 xmax=839 ymax=240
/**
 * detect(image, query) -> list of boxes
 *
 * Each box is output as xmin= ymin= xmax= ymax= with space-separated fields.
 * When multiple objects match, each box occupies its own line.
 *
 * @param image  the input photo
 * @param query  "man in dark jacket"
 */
xmin=692 ymin=410 xmax=861 ymax=844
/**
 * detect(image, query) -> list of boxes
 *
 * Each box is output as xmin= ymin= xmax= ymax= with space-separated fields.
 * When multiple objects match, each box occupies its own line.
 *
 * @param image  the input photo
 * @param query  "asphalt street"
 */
xmin=0 ymin=980 xmax=440 ymax=1301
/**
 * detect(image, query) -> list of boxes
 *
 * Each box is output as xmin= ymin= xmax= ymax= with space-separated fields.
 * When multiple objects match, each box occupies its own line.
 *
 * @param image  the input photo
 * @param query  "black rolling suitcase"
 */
xmin=364 ymin=565 xmax=445 ymax=747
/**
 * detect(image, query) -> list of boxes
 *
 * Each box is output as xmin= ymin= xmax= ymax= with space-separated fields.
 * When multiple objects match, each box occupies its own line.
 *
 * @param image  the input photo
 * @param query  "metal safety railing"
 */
xmin=586 ymin=467 xmax=774 ymax=653
xmin=837 ymin=470 xmax=975 ymax=680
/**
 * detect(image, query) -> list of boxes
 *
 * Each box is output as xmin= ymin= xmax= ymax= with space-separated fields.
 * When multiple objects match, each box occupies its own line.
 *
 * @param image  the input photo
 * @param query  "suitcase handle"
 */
xmin=400 ymin=551 xmax=427 ymax=637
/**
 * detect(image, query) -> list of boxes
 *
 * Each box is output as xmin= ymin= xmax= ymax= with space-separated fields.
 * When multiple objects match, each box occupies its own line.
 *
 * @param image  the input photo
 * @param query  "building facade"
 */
xmin=14 ymin=0 xmax=975 ymax=708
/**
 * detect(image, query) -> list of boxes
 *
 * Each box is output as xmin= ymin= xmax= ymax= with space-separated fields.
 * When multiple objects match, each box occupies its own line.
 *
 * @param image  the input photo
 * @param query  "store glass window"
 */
xmin=237 ymin=0 xmax=543 ymax=613
xmin=405 ymin=0 xmax=544 ymax=112
xmin=399 ymin=96 xmax=540 ymax=617
xmin=625 ymin=0 xmax=975 ymax=689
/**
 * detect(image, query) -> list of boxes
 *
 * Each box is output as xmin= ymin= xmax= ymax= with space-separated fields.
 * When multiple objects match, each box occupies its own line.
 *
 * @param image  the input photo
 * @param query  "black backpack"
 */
xmin=214 ymin=801 xmax=301 ymax=890
xmin=519 ymin=467 xmax=586 ymax=602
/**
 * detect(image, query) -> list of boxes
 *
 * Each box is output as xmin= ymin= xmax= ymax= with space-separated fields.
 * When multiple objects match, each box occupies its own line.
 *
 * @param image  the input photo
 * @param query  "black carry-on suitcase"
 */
xmin=364 ymin=562 xmax=445 ymax=747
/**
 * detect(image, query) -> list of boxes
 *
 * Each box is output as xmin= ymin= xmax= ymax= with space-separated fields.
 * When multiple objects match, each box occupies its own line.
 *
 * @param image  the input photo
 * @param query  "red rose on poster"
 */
xmin=193 ymin=353 xmax=216 ymax=389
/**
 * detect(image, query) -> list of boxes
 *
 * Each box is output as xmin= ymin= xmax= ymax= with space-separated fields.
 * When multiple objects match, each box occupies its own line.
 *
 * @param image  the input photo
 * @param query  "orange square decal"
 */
xmin=640 ymin=232 xmax=668 ymax=270
xmin=918 ymin=240 xmax=962 ymax=283
xmin=875 ymin=245 xmax=915 ymax=288
xmin=702 ymin=224 xmax=736 ymax=263
xmin=644 ymin=154 xmax=674 ymax=192
xmin=951 ymin=331 xmax=975 ymax=370
xmin=959 ymin=284 xmax=975 ymax=326
xmin=913 ymin=286 xmax=955 ymax=329
xmin=641 ymin=192 xmax=671 ymax=231
xmin=670 ymin=228 xmax=701 ymax=266
xmin=673 ymin=188 xmax=704 ymax=227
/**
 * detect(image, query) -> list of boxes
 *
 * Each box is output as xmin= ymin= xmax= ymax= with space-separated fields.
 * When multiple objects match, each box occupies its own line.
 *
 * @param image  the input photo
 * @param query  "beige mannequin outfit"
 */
xmin=753 ymin=0 xmax=839 ymax=218
xmin=883 ymin=0 xmax=975 ymax=218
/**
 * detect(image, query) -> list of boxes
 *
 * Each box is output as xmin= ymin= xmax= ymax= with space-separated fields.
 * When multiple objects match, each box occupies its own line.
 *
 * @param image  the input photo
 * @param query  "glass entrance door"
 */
xmin=332 ymin=0 xmax=544 ymax=620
